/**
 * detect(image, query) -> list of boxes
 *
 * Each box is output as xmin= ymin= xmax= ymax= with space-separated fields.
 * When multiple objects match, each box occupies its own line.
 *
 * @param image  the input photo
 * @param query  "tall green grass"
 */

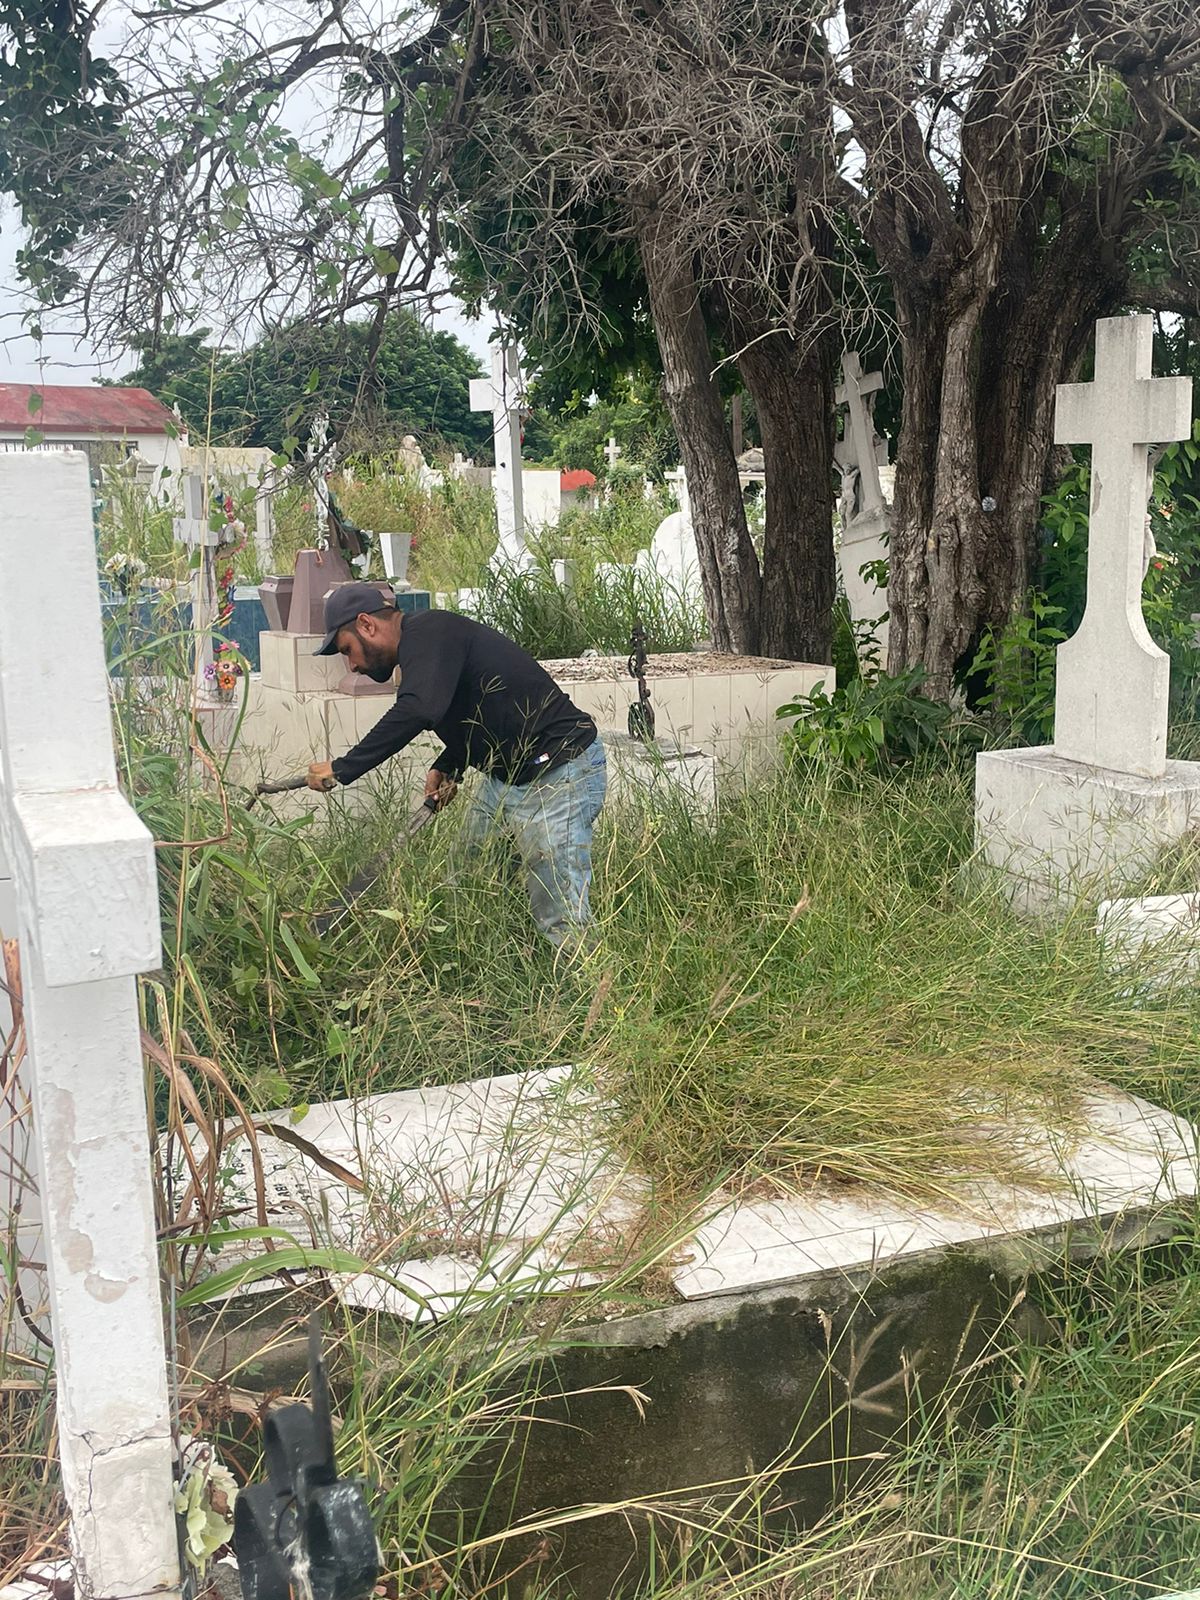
xmin=10 ymin=612 xmax=1200 ymax=1596
xmin=457 ymin=556 xmax=702 ymax=656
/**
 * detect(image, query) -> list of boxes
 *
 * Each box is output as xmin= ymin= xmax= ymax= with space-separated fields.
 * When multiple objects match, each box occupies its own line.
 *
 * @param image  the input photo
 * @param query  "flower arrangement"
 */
xmin=203 ymin=640 xmax=245 ymax=699
xmin=104 ymin=550 xmax=148 ymax=594
xmin=215 ymin=495 xmax=248 ymax=628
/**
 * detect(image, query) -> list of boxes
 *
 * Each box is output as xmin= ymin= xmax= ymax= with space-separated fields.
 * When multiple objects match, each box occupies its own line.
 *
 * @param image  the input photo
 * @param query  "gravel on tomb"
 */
xmin=542 ymin=651 xmax=804 ymax=681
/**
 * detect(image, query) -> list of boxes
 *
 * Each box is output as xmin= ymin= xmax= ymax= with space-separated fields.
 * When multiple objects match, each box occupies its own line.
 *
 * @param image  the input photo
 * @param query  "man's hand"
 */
xmin=425 ymin=768 xmax=459 ymax=809
xmin=307 ymin=761 xmax=337 ymax=792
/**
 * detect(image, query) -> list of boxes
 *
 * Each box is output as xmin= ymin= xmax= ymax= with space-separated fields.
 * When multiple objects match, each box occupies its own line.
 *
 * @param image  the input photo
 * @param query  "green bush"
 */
xmin=778 ymin=665 xmax=964 ymax=768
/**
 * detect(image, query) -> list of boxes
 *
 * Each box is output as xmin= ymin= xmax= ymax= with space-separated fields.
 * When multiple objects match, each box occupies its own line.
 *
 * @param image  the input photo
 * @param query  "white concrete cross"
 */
xmin=835 ymin=351 xmax=887 ymax=520
xmin=173 ymin=470 xmax=220 ymax=699
xmin=0 ymin=452 xmax=180 ymax=1600
xmin=1053 ymin=315 xmax=1192 ymax=778
xmin=469 ymin=346 xmax=528 ymax=568
xmin=604 ymin=436 xmax=622 ymax=470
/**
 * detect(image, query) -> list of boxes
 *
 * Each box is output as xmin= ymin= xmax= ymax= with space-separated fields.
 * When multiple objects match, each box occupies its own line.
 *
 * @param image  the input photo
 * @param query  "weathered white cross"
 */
xmin=0 ymin=452 xmax=180 ymax=1600
xmin=604 ymin=436 xmax=622 ymax=470
xmin=1053 ymin=315 xmax=1192 ymax=778
xmin=173 ymin=469 xmax=219 ymax=696
xmin=834 ymin=351 xmax=887 ymax=519
xmin=469 ymin=346 xmax=527 ymax=567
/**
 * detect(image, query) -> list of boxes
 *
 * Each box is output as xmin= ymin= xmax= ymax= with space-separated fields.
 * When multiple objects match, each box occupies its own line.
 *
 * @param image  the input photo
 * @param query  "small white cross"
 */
xmin=604 ymin=436 xmax=622 ymax=469
xmin=1052 ymin=315 xmax=1192 ymax=778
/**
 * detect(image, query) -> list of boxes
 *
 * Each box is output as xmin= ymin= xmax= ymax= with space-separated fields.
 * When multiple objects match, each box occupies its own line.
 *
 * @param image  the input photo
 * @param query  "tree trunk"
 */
xmin=640 ymin=216 xmax=761 ymax=654
xmin=887 ymin=222 xmax=1128 ymax=694
xmin=735 ymin=325 xmax=837 ymax=663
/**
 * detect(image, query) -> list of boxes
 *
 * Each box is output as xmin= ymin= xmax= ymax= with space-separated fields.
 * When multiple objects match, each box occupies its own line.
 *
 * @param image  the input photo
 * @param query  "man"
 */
xmin=306 ymin=584 xmax=607 ymax=947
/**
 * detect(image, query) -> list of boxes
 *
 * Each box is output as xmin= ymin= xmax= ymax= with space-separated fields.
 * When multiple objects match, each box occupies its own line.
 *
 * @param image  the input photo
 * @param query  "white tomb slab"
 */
xmin=645 ymin=468 xmax=700 ymax=599
xmin=378 ymin=531 xmax=412 ymax=584
xmin=976 ymin=317 xmax=1200 ymax=911
xmin=0 ymin=452 xmax=180 ymax=1600
xmin=179 ymin=1064 xmax=1198 ymax=1320
xmin=1097 ymin=891 xmax=1200 ymax=988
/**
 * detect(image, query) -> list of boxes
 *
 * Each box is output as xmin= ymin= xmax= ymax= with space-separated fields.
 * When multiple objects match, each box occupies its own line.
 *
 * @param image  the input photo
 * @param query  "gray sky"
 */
xmin=0 ymin=204 xmax=495 ymax=386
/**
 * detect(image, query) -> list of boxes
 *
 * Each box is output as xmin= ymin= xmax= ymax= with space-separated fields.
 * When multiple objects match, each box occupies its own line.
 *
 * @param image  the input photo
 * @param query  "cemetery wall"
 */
xmin=198 ymin=637 xmax=828 ymax=791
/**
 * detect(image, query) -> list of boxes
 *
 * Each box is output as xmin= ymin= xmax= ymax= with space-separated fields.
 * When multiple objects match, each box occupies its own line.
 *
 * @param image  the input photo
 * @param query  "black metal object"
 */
xmin=234 ymin=1315 xmax=379 ymax=1600
xmin=626 ymin=619 xmax=655 ymax=742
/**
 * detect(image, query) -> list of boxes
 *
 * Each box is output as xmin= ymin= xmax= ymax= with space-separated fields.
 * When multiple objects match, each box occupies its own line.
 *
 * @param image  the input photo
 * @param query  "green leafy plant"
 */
xmin=967 ymin=593 xmax=1068 ymax=746
xmin=778 ymin=665 xmax=954 ymax=768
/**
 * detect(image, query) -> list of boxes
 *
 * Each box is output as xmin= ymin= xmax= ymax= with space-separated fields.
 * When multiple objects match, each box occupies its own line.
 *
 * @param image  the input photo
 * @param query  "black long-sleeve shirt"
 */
xmin=331 ymin=611 xmax=597 ymax=787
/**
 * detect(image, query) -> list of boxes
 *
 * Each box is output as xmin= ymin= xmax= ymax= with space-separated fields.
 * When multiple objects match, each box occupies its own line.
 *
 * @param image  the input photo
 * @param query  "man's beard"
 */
xmin=359 ymin=644 xmax=396 ymax=683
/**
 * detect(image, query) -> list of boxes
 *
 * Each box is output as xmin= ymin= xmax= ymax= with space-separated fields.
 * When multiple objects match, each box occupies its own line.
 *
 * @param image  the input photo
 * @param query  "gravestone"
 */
xmin=646 ymin=467 xmax=700 ymax=598
xmin=306 ymin=409 xmax=334 ymax=545
xmin=287 ymin=547 xmax=356 ymax=634
xmin=976 ymin=315 xmax=1200 ymax=911
xmin=834 ymin=351 xmax=891 ymax=653
xmin=469 ymin=346 xmax=532 ymax=570
xmin=0 ymin=452 xmax=180 ymax=1600
xmin=604 ymin=437 xmax=621 ymax=470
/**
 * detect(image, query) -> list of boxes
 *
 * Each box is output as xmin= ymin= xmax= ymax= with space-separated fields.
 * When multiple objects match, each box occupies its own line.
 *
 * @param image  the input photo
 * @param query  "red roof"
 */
xmin=0 ymin=384 xmax=177 ymax=435
xmin=560 ymin=469 xmax=596 ymax=492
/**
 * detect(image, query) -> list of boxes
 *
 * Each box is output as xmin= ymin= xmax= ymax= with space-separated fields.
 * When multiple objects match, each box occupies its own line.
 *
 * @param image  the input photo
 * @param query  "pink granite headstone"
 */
xmin=288 ymin=547 xmax=355 ymax=633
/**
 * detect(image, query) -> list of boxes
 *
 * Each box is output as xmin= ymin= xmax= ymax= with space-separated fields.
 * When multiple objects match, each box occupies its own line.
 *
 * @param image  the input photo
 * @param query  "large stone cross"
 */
xmin=0 ymin=452 xmax=180 ymax=1600
xmin=1053 ymin=315 xmax=1192 ymax=778
xmin=835 ymin=351 xmax=887 ymax=519
xmin=469 ymin=346 xmax=527 ymax=567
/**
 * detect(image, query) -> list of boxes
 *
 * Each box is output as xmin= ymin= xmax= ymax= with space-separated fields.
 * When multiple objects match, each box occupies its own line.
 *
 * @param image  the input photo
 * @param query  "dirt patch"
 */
xmin=542 ymin=651 xmax=805 ymax=681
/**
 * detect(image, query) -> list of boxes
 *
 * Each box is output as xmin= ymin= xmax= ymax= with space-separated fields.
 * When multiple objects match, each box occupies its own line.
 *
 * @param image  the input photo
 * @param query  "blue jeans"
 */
xmin=460 ymin=740 xmax=607 ymax=945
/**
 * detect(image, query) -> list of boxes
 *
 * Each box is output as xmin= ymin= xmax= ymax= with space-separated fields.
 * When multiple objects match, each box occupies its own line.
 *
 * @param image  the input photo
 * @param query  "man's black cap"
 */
xmin=314 ymin=583 xmax=394 ymax=655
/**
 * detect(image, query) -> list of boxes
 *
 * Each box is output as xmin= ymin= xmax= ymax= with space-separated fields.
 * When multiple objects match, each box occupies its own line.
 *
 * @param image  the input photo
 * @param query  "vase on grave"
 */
xmin=378 ymin=532 xmax=412 ymax=586
xmin=260 ymin=574 xmax=294 ymax=631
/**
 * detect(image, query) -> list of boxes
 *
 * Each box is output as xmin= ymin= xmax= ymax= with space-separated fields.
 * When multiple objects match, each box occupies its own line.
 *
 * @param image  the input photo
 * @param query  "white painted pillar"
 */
xmin=0 ymin=452 xmax=180 ymax=1600
xmin=254 ymin=466 xmax=276 ymax=572
xmin=470 ymin=346 xmax=529 ymax=569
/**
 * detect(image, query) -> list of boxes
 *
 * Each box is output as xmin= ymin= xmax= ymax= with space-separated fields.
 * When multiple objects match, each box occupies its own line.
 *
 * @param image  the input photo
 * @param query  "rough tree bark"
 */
xmin=734 ymin=320 xmax=837 ymax=664
xmin=841 ymin=0 xmax=1178 ymax=697
xmin=640 ymin=214 xmax=762 ymax=654
xmin=886 ymin=212 xmax=1128 ymax=690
